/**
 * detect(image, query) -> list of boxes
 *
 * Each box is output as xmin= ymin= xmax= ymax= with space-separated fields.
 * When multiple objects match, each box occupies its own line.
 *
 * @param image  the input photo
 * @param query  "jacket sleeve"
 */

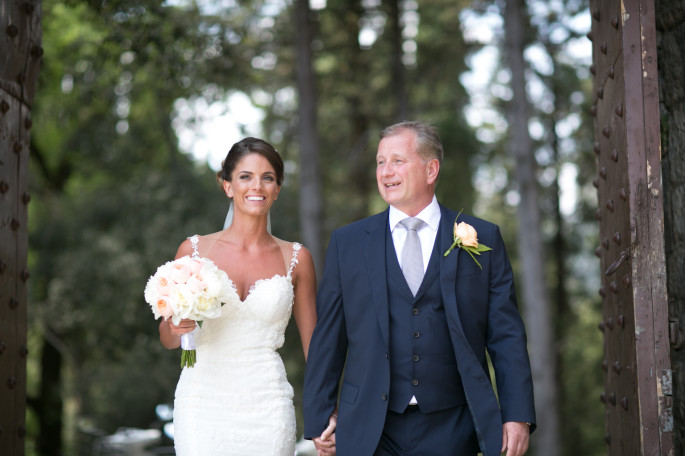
xmin=484 ymin=226 xmax=537 ymax=431
xmin=303 ymin=230 xmax=349 ymax=439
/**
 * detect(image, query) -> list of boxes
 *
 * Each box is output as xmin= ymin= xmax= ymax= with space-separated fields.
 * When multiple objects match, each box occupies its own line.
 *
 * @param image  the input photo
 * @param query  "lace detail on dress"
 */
xmin=287 ymin=242 xmax=301 ymax=279
xmin=189 ymin=235 xmax=200 ymax=258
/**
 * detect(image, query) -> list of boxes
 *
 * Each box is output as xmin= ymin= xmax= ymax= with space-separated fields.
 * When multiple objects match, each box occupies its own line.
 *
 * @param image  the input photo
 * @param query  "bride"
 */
xmin=158 ymin=137 xmax=322 ymax=455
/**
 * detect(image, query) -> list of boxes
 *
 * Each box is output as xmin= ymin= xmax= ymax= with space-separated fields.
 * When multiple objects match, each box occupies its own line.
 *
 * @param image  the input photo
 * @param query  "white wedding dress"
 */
xmin=173 ymin=236 xmax=301 ymax=455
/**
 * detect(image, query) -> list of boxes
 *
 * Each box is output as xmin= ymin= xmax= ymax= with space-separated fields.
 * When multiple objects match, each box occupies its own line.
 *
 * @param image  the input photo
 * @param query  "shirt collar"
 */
xmin=389 ymin=196 xmax=441 ymax=232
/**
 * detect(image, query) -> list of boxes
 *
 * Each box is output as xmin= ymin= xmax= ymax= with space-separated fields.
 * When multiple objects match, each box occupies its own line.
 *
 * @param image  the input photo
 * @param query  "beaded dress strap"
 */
xmin=287 ymin=243 xmax=301 ymax=278
xmin=189 ymin=235 xmax=200 ymax=258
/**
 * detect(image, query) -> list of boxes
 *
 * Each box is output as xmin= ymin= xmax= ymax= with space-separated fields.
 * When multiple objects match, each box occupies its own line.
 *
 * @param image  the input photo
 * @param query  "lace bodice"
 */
xmin=188 ymin=235 xmax=301 ymax=354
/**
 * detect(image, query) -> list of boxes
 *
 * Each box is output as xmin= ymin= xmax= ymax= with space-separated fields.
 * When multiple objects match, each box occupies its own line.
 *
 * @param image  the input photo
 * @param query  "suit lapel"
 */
xmin=365 ymin=210 xmax=390 ymax=348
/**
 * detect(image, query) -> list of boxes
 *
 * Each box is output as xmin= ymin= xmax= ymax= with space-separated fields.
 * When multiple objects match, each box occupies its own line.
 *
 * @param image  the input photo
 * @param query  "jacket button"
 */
xmin=382 ymin=393 xmax=387 ymax=401
xmin=385 ymin=353 xmax=389 ymax=360
xmin=411 ymin=379 xmax=419 ymax=386
xmin=412 ymin=354 xmax=419 ymax=362
xmin=413 ymin=331 xmax=420 ymax=338
xmin=412 ymin=307 xmax=419 ymax=315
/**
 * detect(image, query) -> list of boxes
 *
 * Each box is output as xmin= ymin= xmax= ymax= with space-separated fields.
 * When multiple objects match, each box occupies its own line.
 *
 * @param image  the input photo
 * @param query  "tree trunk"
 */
xmin=386 ymin=0 xmax=408 ymax=121
xmin=37 ymin=336 xmax=63 ymax=456
xmin=502 ymin=1 xmax=560 ymax=454
xmin=296 ymin=0 xmax=324 ymax=274
xmin=656 ymin=1 xmax=685 ymax=453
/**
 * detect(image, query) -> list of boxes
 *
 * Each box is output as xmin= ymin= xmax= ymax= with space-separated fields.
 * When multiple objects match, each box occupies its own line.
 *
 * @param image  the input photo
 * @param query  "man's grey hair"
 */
xmin=379 ymin=121 xmax=444 ymax=166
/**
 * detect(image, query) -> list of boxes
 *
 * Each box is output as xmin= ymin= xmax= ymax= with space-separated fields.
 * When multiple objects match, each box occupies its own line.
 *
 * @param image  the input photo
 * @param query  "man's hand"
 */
xmin=501 ymin=421 xmax=529 ymax=456
xmin=313 ymin=414 xmax=337 ymax=456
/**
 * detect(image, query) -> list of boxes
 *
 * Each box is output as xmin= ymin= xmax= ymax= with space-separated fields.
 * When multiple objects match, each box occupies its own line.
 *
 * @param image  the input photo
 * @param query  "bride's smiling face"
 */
xmin=224 ymin=153 xmax=281 ymax=216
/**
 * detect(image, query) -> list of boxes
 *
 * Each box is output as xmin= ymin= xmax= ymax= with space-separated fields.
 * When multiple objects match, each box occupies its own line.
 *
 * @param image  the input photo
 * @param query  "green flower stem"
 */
xmin=181 ymin=349 xmax=197 ymax=368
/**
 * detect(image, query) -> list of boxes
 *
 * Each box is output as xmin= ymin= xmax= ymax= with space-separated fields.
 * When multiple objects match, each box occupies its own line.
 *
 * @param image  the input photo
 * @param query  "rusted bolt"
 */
xmin=597 ymin=87 xmax=604 ymax=99
xmin=590 ymin=105 xmax=597 ymax=117
xmin=611 ymin=17 xmax=619 ymax=29
xmin=610 ymin=282 xmax=618 ymax=294
xmin=31 ymin=45 xmax=44 ymax=58
xmin=7 ymin=24 xmax=19 ymax=38
xmin=0 ymin=181 xmax=8 ymax=194
xmin=611 ymin=149 xmax=618 ymax=162
xmin=620 ymin=397 xmax=628 ymax=411
xmin=600 ymin=392 xmax=607 ymax=403
xmin=19 ymin=346 xmax=29 ymax=358
xmin=599 ymin=167 xmax=607 ymax=179
xmin=606 ymin=199 xmax=614 ymax=212
xmin=619 ymin=188 xmax=627 ymax=201
xmin=593 ymin=179 xmax=599 ymax=189
xmin=0 ymin=100 xmax=9 ymax=113
xmin=606 ymin=317 xmax=614 ymax=330
xmin=595 ymin=247 xmax=602 ymax=258
xmin=9 ymin=298 xmax=19 ymax=309
xmin=601 ymin=42 xmax=608 ymax=54
xmin=21 ymin=268 xmax=29 ymax=282
xmin=602 ymin=359 xmax=609 ymax=371
xmin=617 ymin=315 xmax=625 ymax=328
xmin=10 ymin=219 xmax=20 ymax=231
xmin=594 ymin=142 xmax=601 ymax=155
xmin=602 ymin=126 xmax=610 ymax=137
xmin=615 ymin=105 xmax=623 ymax=117
xmin=598 ymin=321 xmax=605 ymax=332
xmin=13 ymin=142 xmax=22 ymax=154
xmin=608 ymin=66 xmax=615 ymax=79
xmin=7 ymin=377 xmax=16 ymax=389
xmin=586 ymin=31 xmax=593 ymax=42
xmin=622 ymin=275 xmax=631 ymax=288
xmin=613 ymin=232 xmax=621 ymax=245
xmin=613 ymin=361 xmax=621 ymax=374
xmin=590 ymin=65 xmax=596 ymax=75
xmin=599 ymin=287 xmax=606 ymax=298
xmin=0 ymin=342 xmax=6 ymax=355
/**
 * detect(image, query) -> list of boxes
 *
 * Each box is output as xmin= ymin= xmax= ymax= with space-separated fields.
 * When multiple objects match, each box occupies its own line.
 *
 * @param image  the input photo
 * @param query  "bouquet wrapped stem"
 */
xmin=180 ymin=331 xmax=197 ymax=368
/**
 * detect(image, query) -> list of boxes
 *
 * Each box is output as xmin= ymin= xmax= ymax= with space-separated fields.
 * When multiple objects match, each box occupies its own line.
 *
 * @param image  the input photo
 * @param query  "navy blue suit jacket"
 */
xmin=303 ymin=204 xmax=536 ymax=456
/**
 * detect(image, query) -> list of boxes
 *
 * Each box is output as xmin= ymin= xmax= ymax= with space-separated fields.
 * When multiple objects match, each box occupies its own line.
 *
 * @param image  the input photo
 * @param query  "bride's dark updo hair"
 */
xmin=216 ymin=137 xmax=284 ymax=186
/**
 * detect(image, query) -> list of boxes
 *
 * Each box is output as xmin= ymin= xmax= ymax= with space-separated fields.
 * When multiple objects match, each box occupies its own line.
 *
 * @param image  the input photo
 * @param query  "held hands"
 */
xmin=501 ymin=422 xmax=530 ymax=456
xmin=313 ymin=413 xmax=337 ymax=456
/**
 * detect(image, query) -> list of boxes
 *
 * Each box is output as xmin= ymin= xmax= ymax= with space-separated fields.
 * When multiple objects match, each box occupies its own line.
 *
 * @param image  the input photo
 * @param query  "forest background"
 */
xmin=25 ymin=0 xmax=602 ymax=455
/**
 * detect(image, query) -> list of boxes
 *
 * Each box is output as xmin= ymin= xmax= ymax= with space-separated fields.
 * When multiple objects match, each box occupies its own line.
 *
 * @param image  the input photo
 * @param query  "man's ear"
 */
xmin=427 ymin=159 xmax=440 ymax=185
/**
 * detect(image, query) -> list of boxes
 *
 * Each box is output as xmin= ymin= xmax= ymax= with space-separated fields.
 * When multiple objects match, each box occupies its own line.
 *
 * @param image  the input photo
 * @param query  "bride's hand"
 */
xmin=314 ymin=413 xmax=336 ymax=456
xmin=168 ymin=319 xmax=197 ymax=336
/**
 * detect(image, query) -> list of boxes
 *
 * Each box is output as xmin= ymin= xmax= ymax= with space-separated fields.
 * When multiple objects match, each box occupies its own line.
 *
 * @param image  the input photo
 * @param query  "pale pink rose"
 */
xmin=155 ymin=296 xmax=174 ymax=319
xmin=455 ymin=222 xmax=479 ymax=248
xmin=155 ymin=274 xmax=174 ymax=296
xmin=186 ymin=275 xmax=206 ymax=294
xmin=170 ymin=262 xmax=192 ymax=284
xmin=188 ymin=258 xmax=204 ymax=275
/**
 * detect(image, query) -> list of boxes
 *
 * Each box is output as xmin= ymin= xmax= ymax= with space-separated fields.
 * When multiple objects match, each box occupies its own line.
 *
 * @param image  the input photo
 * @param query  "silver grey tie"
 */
xmin=400 ymin=217 xmax=425 ymax=296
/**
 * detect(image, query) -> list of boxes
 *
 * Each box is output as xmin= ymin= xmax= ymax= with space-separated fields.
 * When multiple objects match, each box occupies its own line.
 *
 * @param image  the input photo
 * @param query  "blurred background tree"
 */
xmin=25 ymin=0 xmax=602 ymax=455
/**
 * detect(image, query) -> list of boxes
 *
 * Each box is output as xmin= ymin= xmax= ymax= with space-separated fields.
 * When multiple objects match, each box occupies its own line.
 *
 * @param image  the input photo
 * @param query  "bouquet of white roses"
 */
xmin=144 ymin=255 xmax=232 ymax=368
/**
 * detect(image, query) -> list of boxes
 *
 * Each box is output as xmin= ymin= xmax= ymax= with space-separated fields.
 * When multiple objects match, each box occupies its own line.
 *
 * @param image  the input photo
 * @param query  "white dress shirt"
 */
xmin=389 ymin=195 xmax=441 ymax=272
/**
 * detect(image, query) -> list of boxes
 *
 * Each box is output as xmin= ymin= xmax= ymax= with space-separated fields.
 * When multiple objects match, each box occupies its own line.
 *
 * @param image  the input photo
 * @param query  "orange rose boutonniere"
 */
xmin=443 ymin=211 xmax=492 ymax=269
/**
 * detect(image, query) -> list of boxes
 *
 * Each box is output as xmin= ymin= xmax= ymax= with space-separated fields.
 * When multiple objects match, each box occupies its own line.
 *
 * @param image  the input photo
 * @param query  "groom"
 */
xmin=303 ymin=121 xmax=536 ymax=456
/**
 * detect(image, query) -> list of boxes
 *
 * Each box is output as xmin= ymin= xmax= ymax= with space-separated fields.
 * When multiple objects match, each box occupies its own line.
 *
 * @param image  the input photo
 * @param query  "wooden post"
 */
xmin=0 ymin=2 xmax=41 ymax=455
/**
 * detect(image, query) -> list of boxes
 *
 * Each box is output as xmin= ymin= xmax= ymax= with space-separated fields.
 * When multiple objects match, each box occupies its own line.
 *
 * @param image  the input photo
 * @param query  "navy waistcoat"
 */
xmin=386 ymin=224 xmax=467 ymax=414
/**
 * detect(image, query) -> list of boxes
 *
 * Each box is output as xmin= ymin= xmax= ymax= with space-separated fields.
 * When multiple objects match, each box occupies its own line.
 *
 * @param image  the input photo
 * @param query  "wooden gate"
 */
xmin=0 ymin=2 xmax=41 ymax=455
xmin=589 ymin=0 xmax=675 ymax=454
